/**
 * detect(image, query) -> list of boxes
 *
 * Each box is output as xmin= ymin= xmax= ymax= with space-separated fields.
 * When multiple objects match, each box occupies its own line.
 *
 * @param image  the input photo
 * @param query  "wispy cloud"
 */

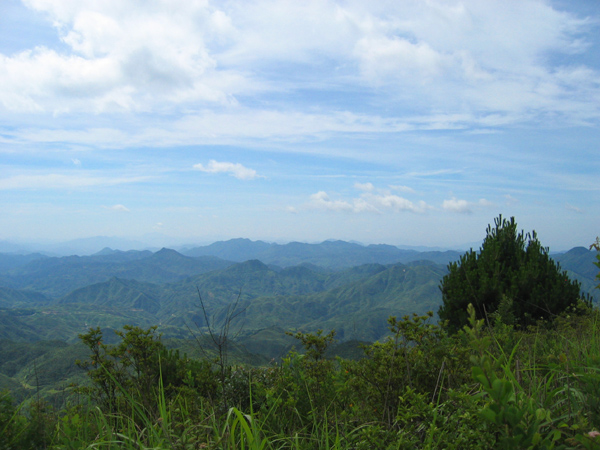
xmin=442 ymin=197 xmax=493 ymax=214
xmin=390 ymin=185 xmax=417 ymax=194
xmin=193 ymin=160 xmax=261 ymax=180
xmin=504 ymin=195 xmax=519 ymax=206
xmin=0 ymin=173 xmax=150 ymax=190
xmin=354 ymin=182 xmax=375 ymax=192
xmin=305 ymin=184 xmax=430 ymax=214
xmin=566 ymin=203 xmax=584 ymax=214
xmin=105 ymin=204 xmax=130 ymax=212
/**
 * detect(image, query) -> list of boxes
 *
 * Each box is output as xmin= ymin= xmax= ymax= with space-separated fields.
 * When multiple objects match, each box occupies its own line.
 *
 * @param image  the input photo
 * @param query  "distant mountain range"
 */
xmin=0 ymin=239 xmax=597 ymax=349
xmin=180 ymin=238 xmax=465 ymax=268
xmin=0 ymin=248 xmax=231 ymax=298
xmin=0 ymin=236 xmax=469 ymax=257
xmin=0 ymin=237 xmax=152 ymax=256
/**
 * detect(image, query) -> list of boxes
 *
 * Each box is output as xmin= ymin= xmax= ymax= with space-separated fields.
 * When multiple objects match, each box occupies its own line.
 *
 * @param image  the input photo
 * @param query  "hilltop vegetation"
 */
xmin=440 ymin=216 xmax=585 ymax=331
xmin=3 ymin=302 xmax=600 ymax=449
xmin=0 ymin=232 xmax=599 ymax=449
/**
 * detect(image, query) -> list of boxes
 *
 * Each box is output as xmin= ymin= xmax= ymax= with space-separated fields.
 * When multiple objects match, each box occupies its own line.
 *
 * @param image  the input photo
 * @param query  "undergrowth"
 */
xmin=2 ymin=304 xmax=600 ymax=449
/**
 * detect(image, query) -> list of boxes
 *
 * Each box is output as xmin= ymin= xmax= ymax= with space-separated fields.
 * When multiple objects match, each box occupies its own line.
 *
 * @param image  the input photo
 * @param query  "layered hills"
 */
xmin=0 ymin=239 xmax=597 ymax=405
xmin=0 ymin=240 xmax=597 ymax=345
xmin=181 ymin=238 xmax=463 ymax=268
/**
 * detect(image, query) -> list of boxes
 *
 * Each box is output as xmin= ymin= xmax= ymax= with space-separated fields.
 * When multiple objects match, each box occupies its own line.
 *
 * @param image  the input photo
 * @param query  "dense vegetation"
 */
xmin=2 ymin=301 xmax=600 ymax=449
xmin=0 ymin=231 xmax=599 ymax=449
xmin=439 ymin=216 xmax=585 ymax=332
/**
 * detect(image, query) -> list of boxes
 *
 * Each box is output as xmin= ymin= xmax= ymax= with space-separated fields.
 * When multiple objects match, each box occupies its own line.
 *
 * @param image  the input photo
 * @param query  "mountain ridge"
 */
xmin=182 ymin=238 xmax=464 ymax=268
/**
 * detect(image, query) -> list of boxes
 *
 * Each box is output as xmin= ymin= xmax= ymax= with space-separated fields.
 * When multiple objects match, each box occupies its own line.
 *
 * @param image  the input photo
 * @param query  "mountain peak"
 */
xmin=238 ymin=259 xmax=270 ymax=270
xmin=565 ymin=246 xmax=593 ymax=256
xmin=154 ymin=247 xmax=184 ymax=257
xmin=93 ymin=247 xmax=119 ymax=256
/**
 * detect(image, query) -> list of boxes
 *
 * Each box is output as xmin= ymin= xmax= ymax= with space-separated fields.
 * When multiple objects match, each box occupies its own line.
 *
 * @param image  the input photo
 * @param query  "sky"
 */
xmin=0 ymin=0 xmax=599 ymax=251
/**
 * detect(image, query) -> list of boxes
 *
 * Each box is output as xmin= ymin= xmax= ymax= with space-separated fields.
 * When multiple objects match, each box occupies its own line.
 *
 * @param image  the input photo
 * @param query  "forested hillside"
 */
xmin=0 ymin=236 xmax=599 ymax=449
xmin=0 ymin=241 xmax=597 ymax=348
xmin=0 ymin=259 xmax=447 ymax=345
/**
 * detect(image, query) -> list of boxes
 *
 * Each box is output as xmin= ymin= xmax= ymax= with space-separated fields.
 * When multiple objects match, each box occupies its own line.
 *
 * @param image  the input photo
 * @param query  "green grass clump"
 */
xmin=3 ymin=303 xmax=600 ymax=449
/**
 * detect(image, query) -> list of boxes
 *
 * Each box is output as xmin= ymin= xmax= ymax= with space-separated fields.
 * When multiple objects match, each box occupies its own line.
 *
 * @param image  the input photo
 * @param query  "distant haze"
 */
xmin=0 ymin=236 xmax=479 ymax=257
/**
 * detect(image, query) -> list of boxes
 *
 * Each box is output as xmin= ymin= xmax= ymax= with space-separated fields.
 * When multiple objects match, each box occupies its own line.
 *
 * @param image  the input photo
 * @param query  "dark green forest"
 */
xmin=1 ymin=224 xmax=600 ymax=449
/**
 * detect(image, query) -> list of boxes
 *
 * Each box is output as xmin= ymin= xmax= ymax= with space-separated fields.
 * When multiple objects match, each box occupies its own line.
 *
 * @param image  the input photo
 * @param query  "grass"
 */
xmin=3 ymin=307 xmax=600 ymax=449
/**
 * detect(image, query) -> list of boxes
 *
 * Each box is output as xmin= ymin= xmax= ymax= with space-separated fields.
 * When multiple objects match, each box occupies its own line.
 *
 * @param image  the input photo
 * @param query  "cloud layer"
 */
xmin=0 ymin=0 xmax=597 ymax=133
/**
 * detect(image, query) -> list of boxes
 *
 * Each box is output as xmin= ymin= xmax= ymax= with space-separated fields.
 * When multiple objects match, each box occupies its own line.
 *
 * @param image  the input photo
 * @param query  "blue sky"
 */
xmin=0 ymin=0 xmax=599 ymax=251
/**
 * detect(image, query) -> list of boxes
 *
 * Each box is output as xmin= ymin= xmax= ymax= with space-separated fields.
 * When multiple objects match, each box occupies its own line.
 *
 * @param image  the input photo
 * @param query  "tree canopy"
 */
xmin=438 ymin=215 xmax=584 ymax=332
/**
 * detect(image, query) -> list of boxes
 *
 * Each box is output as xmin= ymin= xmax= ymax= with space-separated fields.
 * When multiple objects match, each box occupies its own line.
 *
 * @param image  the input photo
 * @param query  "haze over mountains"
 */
xmin=0 ymin=238 xmax=596 ymax=343
xmin=0 ymin=235 xmax=465 ymax=258
xmin=0 ymin=239 xmax=465 ymax=344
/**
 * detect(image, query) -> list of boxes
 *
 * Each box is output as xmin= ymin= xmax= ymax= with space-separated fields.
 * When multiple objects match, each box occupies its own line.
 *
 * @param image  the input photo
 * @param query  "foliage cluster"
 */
xmin=439 ymin=215 xmax=585 ymax=332
xmin=2 ymin=303 xmax=600 ymax=449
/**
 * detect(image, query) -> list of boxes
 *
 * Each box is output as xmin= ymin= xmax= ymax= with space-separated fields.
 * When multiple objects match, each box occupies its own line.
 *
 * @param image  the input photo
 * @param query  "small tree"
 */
xmin=77 ymin=325 xmax=215 ymax=416
xmin=438 ymin=215 xmax=584 ymax=332
xmin=190 ymin=288 xmax=246 ymax=389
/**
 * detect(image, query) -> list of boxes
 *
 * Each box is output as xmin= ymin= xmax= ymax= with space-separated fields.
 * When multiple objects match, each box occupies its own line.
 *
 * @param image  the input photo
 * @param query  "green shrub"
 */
xmin=439 ymin=215 xmax=584 ymax=332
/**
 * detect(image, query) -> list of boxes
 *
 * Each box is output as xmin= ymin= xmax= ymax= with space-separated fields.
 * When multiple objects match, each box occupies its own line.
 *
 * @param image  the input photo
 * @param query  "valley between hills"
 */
xmin=0 ymin=238 xmax=598 ymax=404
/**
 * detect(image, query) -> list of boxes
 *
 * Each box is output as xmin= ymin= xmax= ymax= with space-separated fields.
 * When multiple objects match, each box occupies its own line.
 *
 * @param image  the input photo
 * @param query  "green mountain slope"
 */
xmin=219 ymin=262 xmax=446 ymax=342
xmin=0 ymin=339 xmax=90 ymax=404
xmin=0 ymin=309 xmax=42 ymax=341
xmin=1 ymin=249 xmax=233 ymax=297
xmin=1 ymin=243 xmax=595 ymax=355
xmin=0 ymin=286 xmax=51 ymax=308
xmin=58 ymin=277 xmax=162 ymax=314
xmin=0 ymin=252 xmax=48 ymax=273
xmin=0 ymin=258 xmax=447 ymax=348
xmin=553 ymin=247 xmax=599 ymax=302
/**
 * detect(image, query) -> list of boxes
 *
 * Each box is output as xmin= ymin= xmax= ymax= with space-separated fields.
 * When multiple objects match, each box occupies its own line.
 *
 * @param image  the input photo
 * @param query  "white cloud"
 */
xmin=354 ymin=36 xmax=445 ymax=84
xmin=365 ymin=193 xmax=430 ymax=214
xmin=0 ymin=1 xmax=240 ymax=113
xmin=442 ymin=197 xmax=493 ymax=214
xmin=193 ymin=160 xmax=261 ymax=180
xmin=354 ymin=182 xmax=375 ymax=192
xmin=0 ymin=0 xmax=596 ymax=128
xmin=107 ymin=204 xmax=130 ymax=212
xmin=306 ymin=184 xmax=430 ymax=214
xmin=71 ymin=158 xmax=81 ymax=166
xmin=442 ymin=197 xmax=472 ymax=214
xmin=309 ymin=191 xmax=354 ymax=212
